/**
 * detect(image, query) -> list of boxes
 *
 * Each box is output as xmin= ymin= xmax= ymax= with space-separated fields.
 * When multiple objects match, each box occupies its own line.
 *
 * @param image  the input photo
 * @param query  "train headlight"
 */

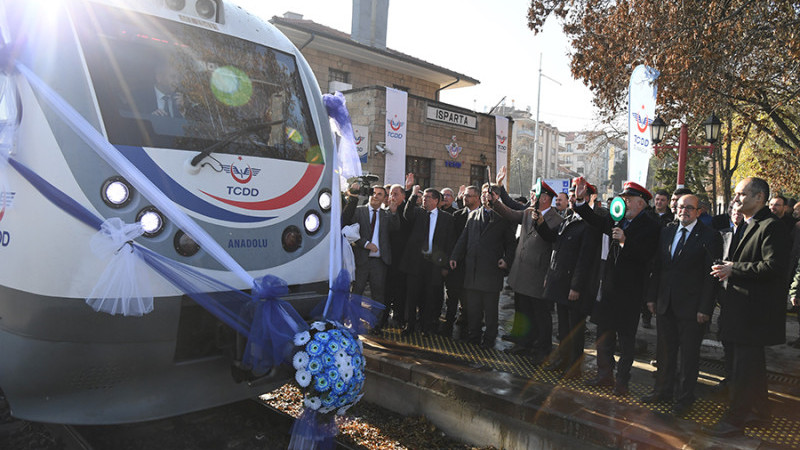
xmin=101 ymin=176 xmax=132 ymax=208
xmin=137 ymin=207 xmax=165 ymax=237
xmin=282 ymin=225 xmax=302 ymax=252
xmin=195 ymin=0 xmax=217 ymax=19
xmin=304 ymin=211 xmax=321 ymax=235
xmin=174 ymin=230 xmax=200 ymax=257
xmin=165 ymin=0 xmax=186 ymax=11
xmin=318 ymin=190 xmax=332 ymax=211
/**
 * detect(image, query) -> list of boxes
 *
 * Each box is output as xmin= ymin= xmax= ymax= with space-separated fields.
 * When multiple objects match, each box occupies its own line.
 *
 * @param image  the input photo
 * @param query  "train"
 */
xmin=0 ymin=0 xmax=335 ymax=424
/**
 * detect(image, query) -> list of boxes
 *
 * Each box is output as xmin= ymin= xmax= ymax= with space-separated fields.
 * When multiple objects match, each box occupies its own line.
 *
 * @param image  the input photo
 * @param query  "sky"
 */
xmin=231 ymin=0 xmax=600 ymax=132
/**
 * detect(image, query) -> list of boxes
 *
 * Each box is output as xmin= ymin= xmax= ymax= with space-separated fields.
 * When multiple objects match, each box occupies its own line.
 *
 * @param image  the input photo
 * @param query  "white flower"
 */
xmin=293 ymin=351 xmax=309 ymax=370
xmin=304 ymin=396 xmax=322 ymax=410
xmin=293 ymin=331 xmax=311 ymax=346
xmin=340 ymin=367 xmax=353 ymax=382
xmin=319 ymin=405 xmax=335 ymax=414
xmin=311 ymin=321 xmax=327 ymax=331
xmin=337 ymin=404 xmax=353 ymax=415
xmin=295 ymin=370 xmax=311 ymax=387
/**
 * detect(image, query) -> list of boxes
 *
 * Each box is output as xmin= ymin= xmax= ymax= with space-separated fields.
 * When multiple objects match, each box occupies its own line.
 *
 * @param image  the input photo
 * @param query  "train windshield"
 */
xmin=73 ymin=3 xmax=321 ymax=163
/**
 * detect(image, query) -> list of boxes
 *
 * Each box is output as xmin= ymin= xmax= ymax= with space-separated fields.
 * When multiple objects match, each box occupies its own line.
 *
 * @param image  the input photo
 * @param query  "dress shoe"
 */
xmin=671 ymin=401 xmax=693 ymax=416
xmin=505 ymin=344 xmax=531 ymax=355
xmin=743 ymin=411 xmax=771 ymax=427
xmin=640 ymin=392 xmax=671 ymax=403
xmin=584 ymin=377 xmax=614 ymax=387
xmin=613 ymin=383 xmax=629 ymax=396
xmin=702 ymin=420 xmax=742 ymax=437
xmin=542 ymin=357 xmax=566 ymax=371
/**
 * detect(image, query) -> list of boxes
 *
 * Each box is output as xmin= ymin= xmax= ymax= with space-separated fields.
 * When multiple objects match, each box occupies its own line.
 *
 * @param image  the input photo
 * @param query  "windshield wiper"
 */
xmin=190 ymin=119 xmax=286 ymax=167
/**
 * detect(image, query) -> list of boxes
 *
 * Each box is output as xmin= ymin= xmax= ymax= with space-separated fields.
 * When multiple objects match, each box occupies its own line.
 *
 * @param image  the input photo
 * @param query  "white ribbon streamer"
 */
xmin=341 ymin=223 xmax=360 ymax=281
xmin=86 ymin=218 xmax=152 ymax=316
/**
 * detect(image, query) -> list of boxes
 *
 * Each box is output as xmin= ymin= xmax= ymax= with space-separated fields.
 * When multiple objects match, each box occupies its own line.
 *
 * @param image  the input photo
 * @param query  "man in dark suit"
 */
xmin=450 ymin=185 xmax=517 ymax=348
xmin=384 ymin=182 xmax=413 ymax=328
xmin=401 ymin=187 xmax=455 ymax=335
xmin=440 ymin=186 xmax=482 ymax=338
xmin=342 ymin=185 xmax=399 ymax=332
xmin=574 ymin=180 xmax=660 ymax=396
xmin=641 ymin=194 xmax=722 ymax=415
xmin=535 ymin=184 xmax=602 ymax=377
xmin=440 ymin=188 xmax=458 ymax=214
xmin=707 ymin=177 xmax=790 ymax=436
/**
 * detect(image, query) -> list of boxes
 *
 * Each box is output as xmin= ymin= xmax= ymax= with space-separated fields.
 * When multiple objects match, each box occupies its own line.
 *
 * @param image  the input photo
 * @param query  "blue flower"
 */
xmin=332 ymin=378 xmax=347 ymax=395
xmin=322 ymin=353 xmax=334 ymax=366
xmin=306 ymin=341 xmax=323 ymax=356
xmin=315 ymin=375 xmax=330 ymax=392
xmin=315 ymin=331 xmax=330 ymax=343
xmin=307 ymin=357 xmax=323 ymax=374
xmin=326 ymin=368 xmax=340 ymax=382
xmin=329 ymin=329 xmax=342 ymax=339
xmin=327 ymin=340 xmax=340 ymax=353
xmin=321 ymin=392 xmax=337 ymax=406
xmin=339 ymin=337 xmax=352 ymax=352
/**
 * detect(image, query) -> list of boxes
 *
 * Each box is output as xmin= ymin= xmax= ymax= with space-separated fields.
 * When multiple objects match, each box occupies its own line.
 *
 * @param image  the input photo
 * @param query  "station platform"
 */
xmin=360 ymin=292 xmax=800 ymax=449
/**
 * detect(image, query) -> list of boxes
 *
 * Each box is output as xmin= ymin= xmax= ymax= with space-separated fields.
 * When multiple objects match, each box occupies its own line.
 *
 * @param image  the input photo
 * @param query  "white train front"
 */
xmin=0 ymin=0 xmax=334 ymax=424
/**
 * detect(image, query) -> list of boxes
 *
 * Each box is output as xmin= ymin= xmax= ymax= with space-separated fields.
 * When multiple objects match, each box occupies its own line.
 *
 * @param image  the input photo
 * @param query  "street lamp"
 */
xmin=650 ymin=113 xmax=721 ymax=188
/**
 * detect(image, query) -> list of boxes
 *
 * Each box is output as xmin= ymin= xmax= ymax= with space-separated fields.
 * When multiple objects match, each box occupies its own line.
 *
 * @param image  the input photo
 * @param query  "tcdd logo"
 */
xmin=223 ymin=158 xmax=262 ymax=185
xmin=633 ymin=105 xmax=652 ymax=133
xmin=387 ymin=115 xmax=404 ymax=139
xmin=227 ymin=186 xmax=260 ymax=196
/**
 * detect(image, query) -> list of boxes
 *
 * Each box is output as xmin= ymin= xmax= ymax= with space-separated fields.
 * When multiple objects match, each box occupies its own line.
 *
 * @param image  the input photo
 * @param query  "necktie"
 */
xmin=425 ymin=211 xmax=432 ymax=252
xmin=162 ymin=94 xmax=173 ymax=117
xmin=370 ymin=208 xmax=377 ymax=236
xmin=672 ymin=228 xmax=687 ymax=260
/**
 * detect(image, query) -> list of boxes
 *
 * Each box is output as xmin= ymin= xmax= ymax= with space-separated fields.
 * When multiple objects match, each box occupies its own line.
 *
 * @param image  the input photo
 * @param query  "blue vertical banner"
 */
xmin=627 ymin=65 xmax=660 ymax=186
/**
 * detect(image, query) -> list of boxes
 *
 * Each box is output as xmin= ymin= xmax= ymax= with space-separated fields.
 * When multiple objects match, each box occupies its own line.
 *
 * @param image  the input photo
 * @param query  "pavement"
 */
xmin=361 ymin=287 xmax=800 ymax=449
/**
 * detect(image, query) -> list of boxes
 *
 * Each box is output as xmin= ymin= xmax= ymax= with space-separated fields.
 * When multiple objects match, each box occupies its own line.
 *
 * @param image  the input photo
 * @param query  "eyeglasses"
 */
xmin=676 ymin=205 xmax=696 ymax=211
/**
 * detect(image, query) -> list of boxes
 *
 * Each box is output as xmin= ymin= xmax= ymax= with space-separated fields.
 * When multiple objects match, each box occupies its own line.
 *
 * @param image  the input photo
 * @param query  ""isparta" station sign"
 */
xmin=426 ymin=105 xmax=477 ymax=129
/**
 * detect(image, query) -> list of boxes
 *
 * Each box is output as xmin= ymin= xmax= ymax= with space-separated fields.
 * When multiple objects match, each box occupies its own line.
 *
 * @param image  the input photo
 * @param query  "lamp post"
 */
xmin=650 ymin=113 xmax=722 ymax=188
xmin=531 ymin=53 xmax=561 ymax=187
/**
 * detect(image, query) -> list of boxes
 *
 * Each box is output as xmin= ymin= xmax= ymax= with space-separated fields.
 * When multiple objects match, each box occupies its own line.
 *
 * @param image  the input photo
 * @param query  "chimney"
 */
xmin=283 ymin=11 xmax=303 ymax=20
xmin=351 ymin=0 xmax=389 ymax=49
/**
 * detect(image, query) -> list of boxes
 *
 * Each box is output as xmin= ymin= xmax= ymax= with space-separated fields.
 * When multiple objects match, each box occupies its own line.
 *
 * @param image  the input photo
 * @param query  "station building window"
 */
xmin=329 ymin=68 xmax=350 ymax=84
xmin=470 ymin=164 xmax=487 ymax=188
xmin=407 ymin=156 xmax=431 ymax=189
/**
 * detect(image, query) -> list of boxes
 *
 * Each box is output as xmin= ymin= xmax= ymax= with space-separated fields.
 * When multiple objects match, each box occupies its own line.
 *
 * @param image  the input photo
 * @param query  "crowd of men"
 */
xmin=341 ymin=169 xmax=799 ymax=437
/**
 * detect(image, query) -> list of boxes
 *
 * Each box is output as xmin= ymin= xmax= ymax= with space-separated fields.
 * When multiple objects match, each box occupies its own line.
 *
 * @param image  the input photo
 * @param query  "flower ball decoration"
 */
xmin=292 ymin=320 xmax=365 ymax=415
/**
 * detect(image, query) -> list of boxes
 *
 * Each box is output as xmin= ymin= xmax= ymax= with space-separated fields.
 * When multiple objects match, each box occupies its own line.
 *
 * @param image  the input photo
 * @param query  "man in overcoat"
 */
xmin=535 ymin=184 xmax=602 ymax=376
xmin=449 ymin=185 xmax=516 ymax=348
xmin=707 ymin=177 xmax=790 ymax=436
xmin=490 ymin=181 xmax=563 ymax=361
xmin=574 ymin=180 xmax=660 ymax=395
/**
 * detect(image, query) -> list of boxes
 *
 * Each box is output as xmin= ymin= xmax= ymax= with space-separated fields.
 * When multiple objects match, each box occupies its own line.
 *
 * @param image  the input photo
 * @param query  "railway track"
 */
xmin=37 ymin=399 xmax=360 ymax=450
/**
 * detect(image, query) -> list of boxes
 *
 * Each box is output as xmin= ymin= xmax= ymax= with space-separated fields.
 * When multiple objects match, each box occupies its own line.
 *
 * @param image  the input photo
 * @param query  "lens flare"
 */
xmin=285 ymin=127 xmax=304 ymax=144
xmin=210 ymin=66 xmax=252 ymax=107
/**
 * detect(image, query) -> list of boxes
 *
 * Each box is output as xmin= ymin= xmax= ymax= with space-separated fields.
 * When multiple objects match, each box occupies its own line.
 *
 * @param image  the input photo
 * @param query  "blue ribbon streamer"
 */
xmin=288 ymin=408 xmax=337 ymax=450
xmin=316 ymin=270 xmax=384 ymax=335
xmin=244 ymin=275 xmax=307 ymax=370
